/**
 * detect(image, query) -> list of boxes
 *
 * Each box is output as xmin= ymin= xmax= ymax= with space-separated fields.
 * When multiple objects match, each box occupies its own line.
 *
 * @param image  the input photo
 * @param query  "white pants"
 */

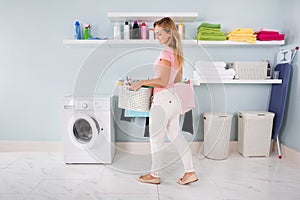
xmin=149 ymin=89 xmax=194 ymax=177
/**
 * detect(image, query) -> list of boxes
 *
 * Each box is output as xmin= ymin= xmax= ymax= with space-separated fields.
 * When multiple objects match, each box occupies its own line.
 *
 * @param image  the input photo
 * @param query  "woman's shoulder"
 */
xmin=160 ymin=47 xmax=174 ymax=59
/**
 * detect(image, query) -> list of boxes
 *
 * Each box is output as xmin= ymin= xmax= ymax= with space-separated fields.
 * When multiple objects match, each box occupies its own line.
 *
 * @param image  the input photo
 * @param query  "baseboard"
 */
xmin=0 ymin=141 xmax=299 ymax=164
xmin=0 ymin=141 xmax=63 ymax=152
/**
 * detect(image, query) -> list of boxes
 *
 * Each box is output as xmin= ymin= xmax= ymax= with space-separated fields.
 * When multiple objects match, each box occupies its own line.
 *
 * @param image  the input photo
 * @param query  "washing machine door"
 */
xmin=69 ymin=113 xmax=100 ymax=149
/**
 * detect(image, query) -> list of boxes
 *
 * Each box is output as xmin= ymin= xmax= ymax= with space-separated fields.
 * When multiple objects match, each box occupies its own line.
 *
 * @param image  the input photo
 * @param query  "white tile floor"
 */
xmin=1 ymin=148 xmax=300 ymax=200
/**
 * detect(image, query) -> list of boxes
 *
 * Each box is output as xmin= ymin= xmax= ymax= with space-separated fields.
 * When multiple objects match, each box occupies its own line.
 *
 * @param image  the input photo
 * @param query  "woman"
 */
xmin=130 ymin=17 xmax=198 ymax=185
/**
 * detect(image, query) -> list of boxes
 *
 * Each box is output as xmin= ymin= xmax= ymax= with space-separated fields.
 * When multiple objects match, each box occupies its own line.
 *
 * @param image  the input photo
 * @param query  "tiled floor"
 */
xmin=1 ymin=147 xmax=300 ymax=200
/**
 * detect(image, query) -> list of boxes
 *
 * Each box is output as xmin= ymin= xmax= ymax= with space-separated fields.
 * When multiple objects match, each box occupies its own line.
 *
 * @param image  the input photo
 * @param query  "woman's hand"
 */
xmin=130 ymin=80 xmax=144 ymax=91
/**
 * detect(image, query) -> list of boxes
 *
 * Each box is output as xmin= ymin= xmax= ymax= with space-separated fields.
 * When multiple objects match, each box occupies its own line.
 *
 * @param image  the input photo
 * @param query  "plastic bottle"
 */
xmin=178 ymin=22 xmax=184 ymax=40
xmin=132 ymin=21 xmax=140 ymax=39
xmin=123 ymin=21 xmax=130 ymax=40
xmin=149 ymin=28 xmax=155 ymax=40
xmin=141 ymin=22 xmax=147 ymax=40
xmin=83 ymin=24 xmax=91 ymax=40
xmin=74 ymin=21 xmax=81 ymax=39
xmin=113 ymin=23 xmax=121 ymax=40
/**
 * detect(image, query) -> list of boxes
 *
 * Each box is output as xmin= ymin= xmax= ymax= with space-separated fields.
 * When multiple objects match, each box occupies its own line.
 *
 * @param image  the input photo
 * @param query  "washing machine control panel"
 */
xmin=79 ymin=101 xmax=90 ymax=110
xmin=64 ymin=97 xmax=110 ymax=111
xmin=94 ymin=100 xmax=110 ymax=110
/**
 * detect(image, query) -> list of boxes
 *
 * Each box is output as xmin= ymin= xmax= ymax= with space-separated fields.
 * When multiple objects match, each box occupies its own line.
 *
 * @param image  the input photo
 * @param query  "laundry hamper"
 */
xmin=228 ymin=61 xmax=268 ymax=80
xmin=118 ymin=85 xmax=153 ymax=112
xmin=203 ymin=113 xmax=233 ymax=160
xmin=237 ymin=111 xmax=275 ymax=157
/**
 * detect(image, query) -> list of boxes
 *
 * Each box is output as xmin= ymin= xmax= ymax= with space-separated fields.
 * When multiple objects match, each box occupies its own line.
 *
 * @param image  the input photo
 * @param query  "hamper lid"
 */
xmin=238 ymin=111 xmax=275 ymax=118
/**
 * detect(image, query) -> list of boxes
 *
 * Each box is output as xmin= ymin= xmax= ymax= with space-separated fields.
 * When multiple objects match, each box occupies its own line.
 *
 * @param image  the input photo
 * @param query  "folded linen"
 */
xmin=197 ymin=35 xmax=226 ymax=41
xmin=125 ymin=109 xmax=149 ymax=117
xmin=197 ymin=30 xmax=225 ymax=36
xmin=257 ymin=34 xmax=285 ymax=41
xmin=195 ymin=61 xmax=227 ymax=69
xmin=228 ymin=28 xmax=254 ymax=35
xmin=227 ymin=36 xmax=256 ymax=43
xmin=198 ymin=22 xmax=221 ymax=29
xmin=198 ymin=27 xmax=221 ymax=32
xmin=255 ymin=28 xmax=280 ymax=34
xmin=227 ymin=33 xmax=257 ymax=38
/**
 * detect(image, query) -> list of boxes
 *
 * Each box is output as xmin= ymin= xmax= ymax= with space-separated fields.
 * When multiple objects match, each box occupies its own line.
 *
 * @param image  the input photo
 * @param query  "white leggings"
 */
xmin=149 ymin=89 xmax=194 ymax=177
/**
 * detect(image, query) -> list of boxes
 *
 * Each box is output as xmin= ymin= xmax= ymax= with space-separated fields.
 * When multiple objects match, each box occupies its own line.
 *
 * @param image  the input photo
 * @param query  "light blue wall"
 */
xmin=277 ymin=0 xmax=300 ymax=152
xmin=2 ymin=0 xmax=299 ymax=152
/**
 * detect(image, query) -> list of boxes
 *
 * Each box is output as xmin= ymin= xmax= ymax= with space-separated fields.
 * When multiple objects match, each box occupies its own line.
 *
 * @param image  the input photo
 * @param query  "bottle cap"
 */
xmin=75 ymin=21 xmax=80 ymax=26
xmin=142 ymin=22 xmax=146 ymax=26
xmin=125 ymin=21 xmax=128 ymax=25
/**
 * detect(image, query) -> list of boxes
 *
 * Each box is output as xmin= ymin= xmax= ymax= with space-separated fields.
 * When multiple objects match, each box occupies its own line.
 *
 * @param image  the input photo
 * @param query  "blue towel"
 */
xmin=125 ymin=109 xmax=149 ymax=117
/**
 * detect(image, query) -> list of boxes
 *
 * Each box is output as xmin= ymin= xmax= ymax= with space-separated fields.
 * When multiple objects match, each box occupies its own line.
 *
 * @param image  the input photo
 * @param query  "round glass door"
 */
xmin=69 ymin=113 xmax=100 ymax=148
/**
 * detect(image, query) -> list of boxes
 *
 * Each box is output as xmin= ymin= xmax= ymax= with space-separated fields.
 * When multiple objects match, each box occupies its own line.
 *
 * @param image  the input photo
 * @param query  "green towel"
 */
xmin=196 ymin=35 xmax=226 ymax=41
xmin=197 ymin=30 xmax=225 ymax=36
xmin=198 ymin=27 xmax=220 ymax=32
xmin=198 ymin=22 xmax=221 ymax=29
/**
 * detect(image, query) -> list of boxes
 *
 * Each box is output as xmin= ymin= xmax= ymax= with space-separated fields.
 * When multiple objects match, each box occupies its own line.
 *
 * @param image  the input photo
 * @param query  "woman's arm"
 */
xmin=130 ymin=59 xmax=171 ymax=90
xmin=174 ymin=67 xmax=182 ymax=83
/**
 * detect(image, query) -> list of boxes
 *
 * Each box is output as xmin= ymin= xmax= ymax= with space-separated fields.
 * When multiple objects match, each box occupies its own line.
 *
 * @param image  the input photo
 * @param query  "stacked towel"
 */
xmin=195 ymin=23 xmax=226 ymax=41
xmin=255 ymin=28 xmax=285 ymax=41
xmin=227 ymin=28 xmax=256 ymax=43
xmin=194 ymin=61 xmax=236 ymax=81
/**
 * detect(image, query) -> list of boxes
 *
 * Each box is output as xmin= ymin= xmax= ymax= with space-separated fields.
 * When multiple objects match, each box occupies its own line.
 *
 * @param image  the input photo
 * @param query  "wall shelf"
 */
xmin=198 ymin=40 xmax=285 ymax=46
xmin=195 ymin=79 xmax=282 ymax=84
xmin=107 ymin=12 xmax=198 ymax=22
xmin=63 ymin=39 xmax=284 ymax=47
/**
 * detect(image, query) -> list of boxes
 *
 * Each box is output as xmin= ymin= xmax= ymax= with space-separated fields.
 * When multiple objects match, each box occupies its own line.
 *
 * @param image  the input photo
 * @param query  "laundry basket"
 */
xmin=237 ymin=111 xmax=275 ymax=157
xmin=118 ymin=85 xmax=153 ymax=112
xmin=203 ymin=113 xmax=233 ymax=160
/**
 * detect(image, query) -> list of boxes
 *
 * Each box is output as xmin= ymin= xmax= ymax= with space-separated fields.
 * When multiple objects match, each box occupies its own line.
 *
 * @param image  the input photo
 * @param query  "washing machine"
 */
xmin=62 ymin=96 xmax=115 ymax=164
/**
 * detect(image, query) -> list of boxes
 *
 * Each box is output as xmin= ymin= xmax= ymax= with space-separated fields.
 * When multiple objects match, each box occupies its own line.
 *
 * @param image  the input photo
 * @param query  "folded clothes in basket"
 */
xmin=125 ymin=109 xmax=149 ymax=117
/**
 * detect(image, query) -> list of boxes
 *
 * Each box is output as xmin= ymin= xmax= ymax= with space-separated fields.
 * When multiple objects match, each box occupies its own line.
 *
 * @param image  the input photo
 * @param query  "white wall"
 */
xmin=3 ymin=0 xmax=299 ymax=151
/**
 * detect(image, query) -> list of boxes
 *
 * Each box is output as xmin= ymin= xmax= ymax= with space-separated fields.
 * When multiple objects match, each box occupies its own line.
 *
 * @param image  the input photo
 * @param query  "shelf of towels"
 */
xmin=63 ymin=39 xmax=284 ymax=46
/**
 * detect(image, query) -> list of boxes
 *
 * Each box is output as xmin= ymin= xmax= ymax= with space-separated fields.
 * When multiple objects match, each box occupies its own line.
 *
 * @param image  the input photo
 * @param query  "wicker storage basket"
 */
xmin=228 ymin=61 xmax=268 ymax=80
xmin=118 ymin=85 xmax=153 ymax=112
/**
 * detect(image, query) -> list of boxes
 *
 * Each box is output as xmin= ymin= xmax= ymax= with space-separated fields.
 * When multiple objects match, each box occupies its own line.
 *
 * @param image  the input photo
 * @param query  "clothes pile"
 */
xmin=227 ymin=28 xmax=256 ymax=43
xmin=194 ymin=61 xmax=236 ymax=81
xmin=195 ymin=22 xmax=226 ymax=41
xmin=255 ymin=28 xmax=285 ymax=41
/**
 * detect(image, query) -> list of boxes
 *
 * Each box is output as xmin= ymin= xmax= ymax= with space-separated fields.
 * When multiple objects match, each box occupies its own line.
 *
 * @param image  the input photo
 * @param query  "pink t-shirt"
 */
xmin=153 ymin=47 xmax=179 ymax=94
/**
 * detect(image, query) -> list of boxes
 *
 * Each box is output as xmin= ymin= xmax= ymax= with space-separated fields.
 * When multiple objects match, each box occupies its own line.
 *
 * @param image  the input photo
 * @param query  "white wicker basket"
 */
xmin=229 ymin=61 xmax=268 ymax=80
xmin=118 ymin=85 xmax=153 ymax=112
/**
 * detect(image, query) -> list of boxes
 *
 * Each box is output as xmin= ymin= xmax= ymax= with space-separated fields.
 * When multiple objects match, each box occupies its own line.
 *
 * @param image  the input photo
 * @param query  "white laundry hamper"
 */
xmin=237 ymin=111 xmax=275 ymax=157
xmin=203 ymin=113 xmax=233 ymax=160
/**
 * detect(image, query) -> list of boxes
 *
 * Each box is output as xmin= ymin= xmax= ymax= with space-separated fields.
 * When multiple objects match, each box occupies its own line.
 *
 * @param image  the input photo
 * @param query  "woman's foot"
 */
xmin=137 ymin=174 xmax=161 ymax=184
xmin=176 ymin=172 xmax=198 ymax=185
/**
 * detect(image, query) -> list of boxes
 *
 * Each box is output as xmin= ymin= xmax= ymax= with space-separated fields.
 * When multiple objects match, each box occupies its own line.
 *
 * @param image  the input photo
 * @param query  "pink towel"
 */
xmin=257 ymin=34 xmax=285 ymax=41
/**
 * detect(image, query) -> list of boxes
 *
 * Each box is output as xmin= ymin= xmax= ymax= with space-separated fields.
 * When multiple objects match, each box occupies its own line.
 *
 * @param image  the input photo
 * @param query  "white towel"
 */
xmin=195 ymin=61 xmax=227 ymax=69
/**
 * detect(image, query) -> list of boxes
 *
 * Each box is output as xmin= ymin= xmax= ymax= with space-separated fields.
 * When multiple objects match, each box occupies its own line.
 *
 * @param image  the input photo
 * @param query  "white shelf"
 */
xmin=192 ymin=79 xmax=282 ymax=85
xmin=63 ymin=39 xmax=284 ymax=47
xmin=107 ymin=12 xmax=198 ymax=22
xmin=197 ymin=40 xmax=285 ymax=46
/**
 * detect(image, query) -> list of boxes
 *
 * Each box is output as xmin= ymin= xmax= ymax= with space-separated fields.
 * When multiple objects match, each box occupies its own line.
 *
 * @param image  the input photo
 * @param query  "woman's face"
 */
xmin=154 ymin=26 xmax=171 ymax=45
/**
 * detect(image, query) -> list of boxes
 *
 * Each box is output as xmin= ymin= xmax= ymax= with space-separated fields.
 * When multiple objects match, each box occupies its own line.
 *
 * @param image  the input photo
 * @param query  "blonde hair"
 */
xmin=153 ymin=17 xmax=184 ymax=68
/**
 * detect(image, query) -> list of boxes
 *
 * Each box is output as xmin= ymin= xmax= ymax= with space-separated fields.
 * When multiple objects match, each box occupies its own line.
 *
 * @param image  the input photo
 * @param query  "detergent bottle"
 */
xmin=132 ymin=21 xmax=140 ymax=39
xmin=141 ymin=22 xmax=147 ymax=40
xmin=74 ymin=21 xmax=81 ymax=39
xmin=83 ymin=24 xmax=91 ymax=40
